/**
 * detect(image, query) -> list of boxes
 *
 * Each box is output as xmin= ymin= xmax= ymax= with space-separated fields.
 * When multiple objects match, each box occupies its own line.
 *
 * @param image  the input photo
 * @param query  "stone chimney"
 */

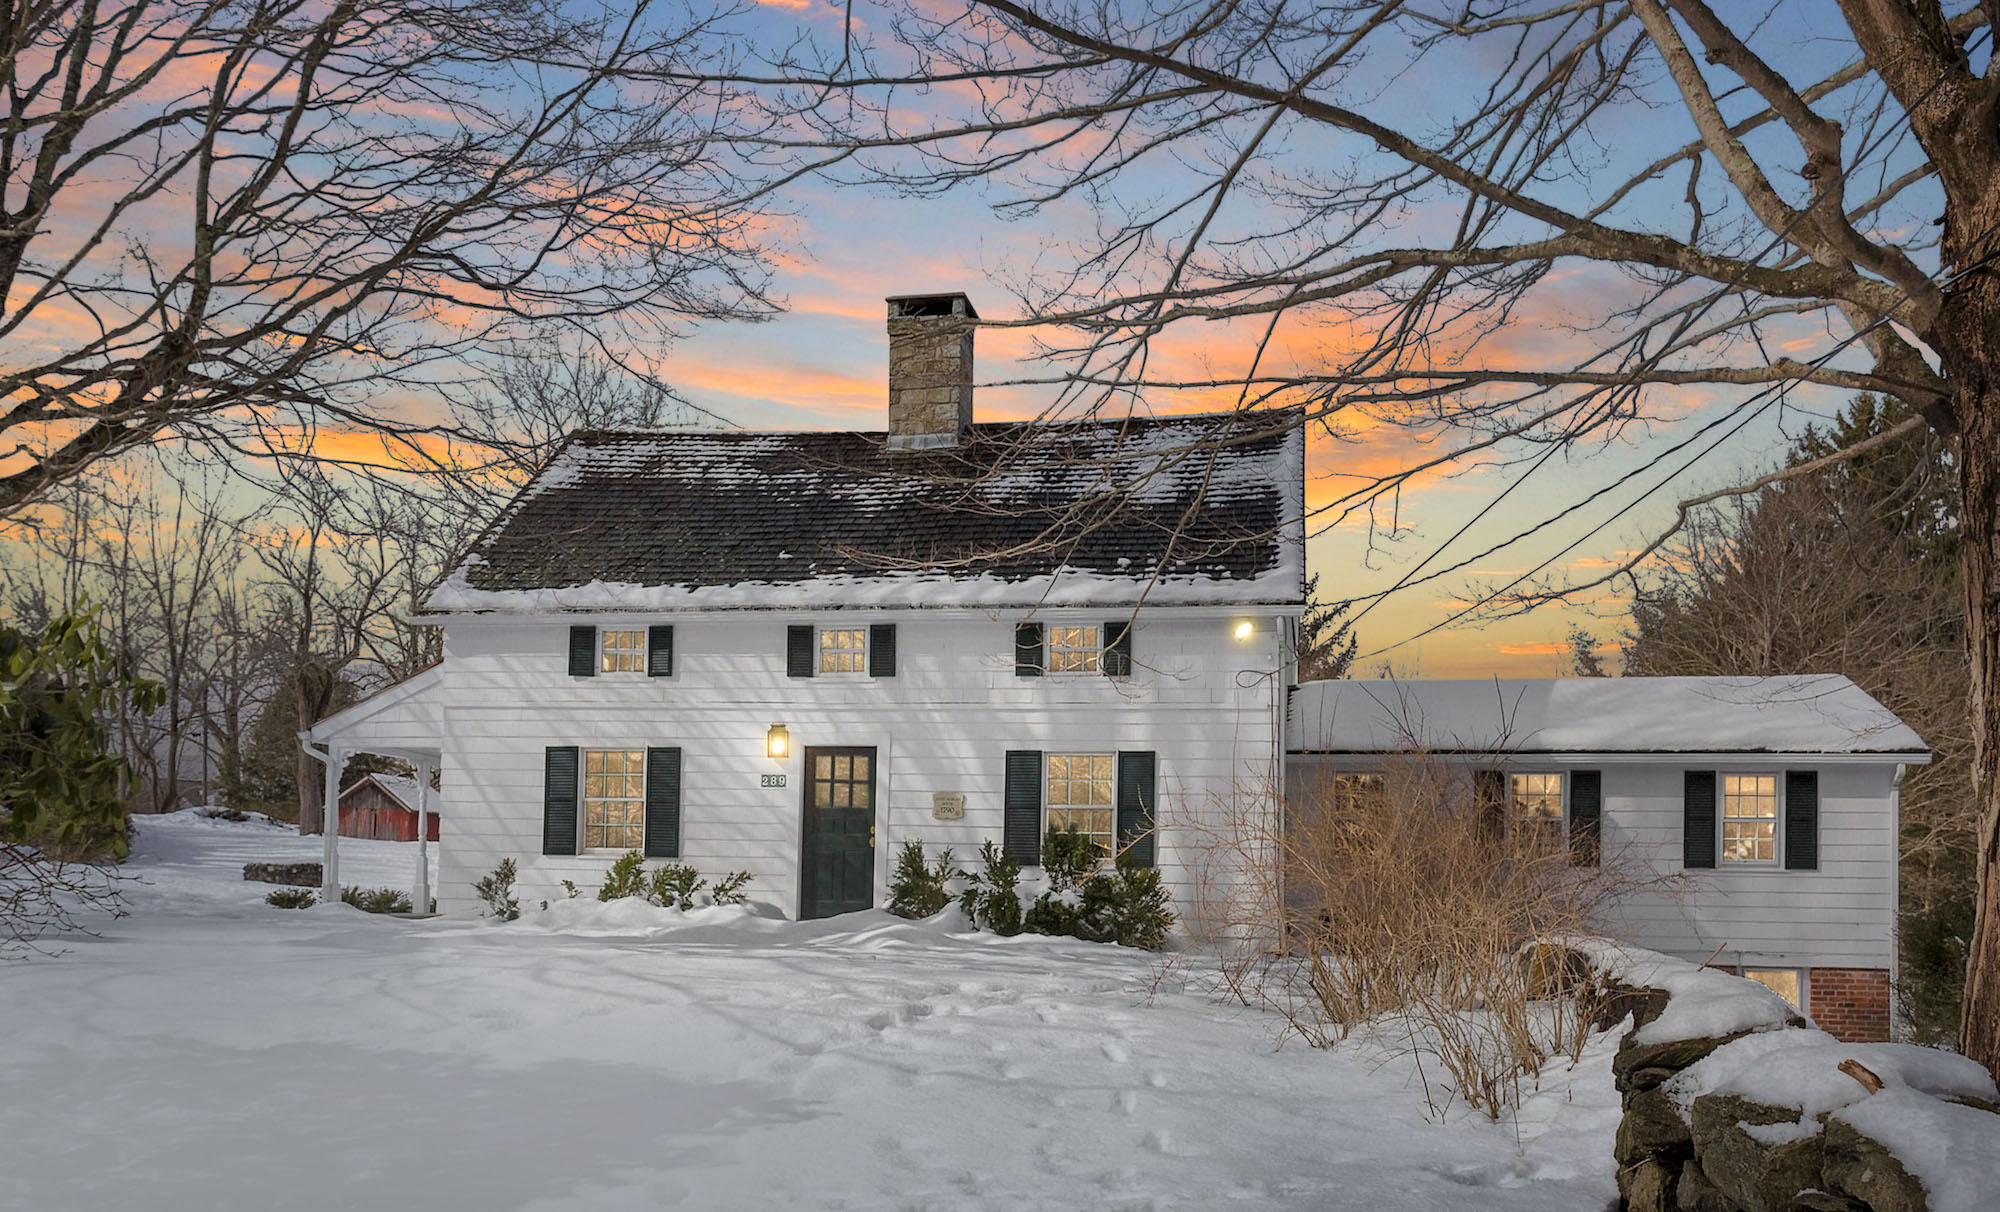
xmin=885 ymin=292 xmax=978 ymax=449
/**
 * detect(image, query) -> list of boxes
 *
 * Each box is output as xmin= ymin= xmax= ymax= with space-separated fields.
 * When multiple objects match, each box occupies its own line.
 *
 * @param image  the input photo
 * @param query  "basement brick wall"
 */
xmin=1809 ymin=967 xmax=1891 ymax=1042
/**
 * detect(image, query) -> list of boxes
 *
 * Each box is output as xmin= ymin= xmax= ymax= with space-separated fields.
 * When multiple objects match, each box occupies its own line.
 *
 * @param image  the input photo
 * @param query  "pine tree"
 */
xmin=1298 ymin=574 xmax=1359 ymax=682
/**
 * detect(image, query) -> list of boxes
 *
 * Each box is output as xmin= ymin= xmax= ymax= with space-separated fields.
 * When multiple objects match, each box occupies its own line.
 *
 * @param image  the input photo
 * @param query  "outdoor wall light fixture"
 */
xmin=1232 ymin=620 xmax=1256 ymax=641
xmin=767 ymin=723 xmax=790 ymax=760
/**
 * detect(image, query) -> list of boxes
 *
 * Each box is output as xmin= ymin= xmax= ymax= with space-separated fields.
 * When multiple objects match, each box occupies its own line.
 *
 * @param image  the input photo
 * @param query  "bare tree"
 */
xmin=0 ymin=0 xmax=776 ymax=518
xmin=710 ymin=0 xmax=2000 ymax=1073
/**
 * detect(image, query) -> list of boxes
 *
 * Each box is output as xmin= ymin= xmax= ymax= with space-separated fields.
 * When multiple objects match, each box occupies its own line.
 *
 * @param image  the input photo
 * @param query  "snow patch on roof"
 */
xmin=1287 ymin=676 xmax=1927 ymax=756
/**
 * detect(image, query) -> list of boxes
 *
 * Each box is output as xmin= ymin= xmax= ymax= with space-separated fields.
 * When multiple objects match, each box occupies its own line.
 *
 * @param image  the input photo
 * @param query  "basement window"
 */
xmin=1047 ymin=625 xmax=1102 ymax=673
xmin=819 ymin=628 xmax=867 ymax=674
xmin=1722 ymin=774 xmax=1779 ymax=863
xmin=599 ymin=629 xmax=646 ymax=674
xmin=1742 ymin=967 xmax=1805 ymax=1012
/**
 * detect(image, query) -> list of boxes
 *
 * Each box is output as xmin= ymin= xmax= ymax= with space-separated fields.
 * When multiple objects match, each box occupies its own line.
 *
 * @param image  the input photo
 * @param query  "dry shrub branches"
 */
xmin=1188 ymin=755 xmax=1676 ymax=1120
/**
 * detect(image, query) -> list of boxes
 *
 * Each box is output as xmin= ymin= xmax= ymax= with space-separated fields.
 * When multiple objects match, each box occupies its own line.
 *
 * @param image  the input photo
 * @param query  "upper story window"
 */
xmin=600 ymin=629 xmax=646 ymax=674
xmin=1510 ymin=772 xmax=1564 ymax=854
xmin=1047 ymin=753 xmax=1116 ymax=851
xmin=820 ymin=627 xmax=867 ymax=674
xmin=583 ymin=749 xmax=645 ymax=849
xmin=1047 ymin=626 xmax=1102 ymax=673
xmin=1722 ymin=773 xmax=1778 ymax=863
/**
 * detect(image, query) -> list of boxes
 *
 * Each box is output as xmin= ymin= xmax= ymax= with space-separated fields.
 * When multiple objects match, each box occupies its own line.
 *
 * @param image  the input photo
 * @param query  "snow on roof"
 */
xmin=1286 ymin=675 xmax=1928 ymax=756
xmin=424 ymin=410 xmax=1305 ymax=613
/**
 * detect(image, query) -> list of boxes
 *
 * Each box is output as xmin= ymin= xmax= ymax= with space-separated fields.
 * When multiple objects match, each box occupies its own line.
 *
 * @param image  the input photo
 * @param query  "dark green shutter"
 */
xmin=1116 ymin=750 xmax=1157 ymax=867
xmin=1015 ymin=622 xmax=1043 ymax=676
xmin=567 ymin=626 xmax=596 ymax=678
xmin=1004 ymin=750 xmax=1043 ymax=866
xmin=1103 ymin=619 xmax=1134 ymax=677
xmin=1569 ymin=769 xmax=1602 ymax=867
xmin=1784 ymin=770 xmax=1819 ymax=871
xmin=1684 ymin=770 xmax=1717 ymax=869
xmin=542 ymin=746 xmax=580 ymax=855
xmin=647 ymin=625 xmax=674 ymax=677
xmin=1474 ymin=769 xmax=1506 ymax=846
xmin=870 ymin=624 xmax=897 ymax=677
xmin=644 ymin=747 xmax=682 ymax=858
xmin=787 ymin=625 xmax=815 ymax=678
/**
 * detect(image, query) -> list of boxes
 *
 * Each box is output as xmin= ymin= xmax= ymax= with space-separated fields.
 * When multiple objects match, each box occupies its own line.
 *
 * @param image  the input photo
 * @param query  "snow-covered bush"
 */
xmin=342 ymin=886 xmax=412 ymax=914
xmin=598 ymin=851 xmax=648 ymax=901
xmin=266 ymin=888 xmax=316 ymax=909
xmin=959 ymin=840 xmax=1022 ymax=936
xmin=887 ymin=841 xmax=956 ymax=918
xmin=710 ymin=871 xmax=753 ymax=906
xmin=473 ymin=858 xmax=520 ymax=921
xmin=646 ymin=863 xmax=704 ymax=911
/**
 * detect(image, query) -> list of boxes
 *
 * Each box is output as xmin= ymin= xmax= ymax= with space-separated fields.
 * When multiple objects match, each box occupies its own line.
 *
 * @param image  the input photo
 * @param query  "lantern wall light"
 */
xmin=767 ymin=723 xmax=791 ymax=760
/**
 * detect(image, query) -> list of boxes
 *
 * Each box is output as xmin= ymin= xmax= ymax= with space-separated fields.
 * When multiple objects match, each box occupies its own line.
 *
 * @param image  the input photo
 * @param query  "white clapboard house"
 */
xmin=306 ymin=292 xmax=1307 ymax=923
xmin=304 ymin=292 xmax=1926 ymax=1042
xmin=1286 ymin=677 xmax=1928 ymax=1040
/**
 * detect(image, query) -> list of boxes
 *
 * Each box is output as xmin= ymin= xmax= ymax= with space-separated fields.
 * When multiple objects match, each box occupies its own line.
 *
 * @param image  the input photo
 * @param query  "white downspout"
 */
xmin=414 ymin=759 xmax=434 ymax=914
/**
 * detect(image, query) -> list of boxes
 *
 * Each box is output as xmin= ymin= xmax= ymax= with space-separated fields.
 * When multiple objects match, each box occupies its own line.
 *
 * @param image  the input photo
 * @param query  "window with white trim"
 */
xmin=819 ymin=627 xmax=867 ymax=674
xmin=1742 ymin=967 xmax=1804 ymax=1011
xmin=599 ymin=629 xmax=646 ymax=674
xmin=1047 ymin=625 xmax=1102 ymax=673
xmin=583 ymin=749 xmax=645 ymax=849
xmin=1047 ymin=753 xmax=1115 ymax=850
xmin=1722 ymin=774 xmax=1778 ymax=863
xmin=1511 ymin=772 xmax=1564 ymax=854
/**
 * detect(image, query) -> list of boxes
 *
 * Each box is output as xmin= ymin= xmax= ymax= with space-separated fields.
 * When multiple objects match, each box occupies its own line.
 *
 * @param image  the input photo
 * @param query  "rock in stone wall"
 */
xmin=243 ymin=861 xmax=322 ymax=887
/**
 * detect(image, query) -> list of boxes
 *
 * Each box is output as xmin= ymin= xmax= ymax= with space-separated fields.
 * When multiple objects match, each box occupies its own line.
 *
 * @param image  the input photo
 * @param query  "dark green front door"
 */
xmin=801 ymin=747 xmax=877 ymax=919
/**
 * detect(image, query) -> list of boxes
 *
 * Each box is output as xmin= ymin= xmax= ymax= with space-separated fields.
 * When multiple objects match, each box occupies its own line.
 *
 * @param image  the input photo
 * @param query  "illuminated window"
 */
xmin=583 ymin=749 xmax=646 ymax=850
xmin=1723 ymin=774 xmax=1778 ymax=863
xmin=819 ymin=628 xmax=867 ymax=674
xmin=1743 ymin=967 xmax=1804 ymax=1011
xmin=1048 ymin=753 xmax=1116 ymax=850
xmin=1047 ymin=626 xmax=1101 ymax=673
xmin=599 ymin=629 xmax=646 ymax=674
xmin=1326 ymin=773 xmax=1385 ymax=815
xmin=1511 ymin=772 xmax=1565 ymax=854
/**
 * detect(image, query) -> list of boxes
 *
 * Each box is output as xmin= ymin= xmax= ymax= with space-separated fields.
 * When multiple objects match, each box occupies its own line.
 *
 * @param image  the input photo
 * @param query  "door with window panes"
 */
xmin=801 ymin=747 xmax=876 ymax=919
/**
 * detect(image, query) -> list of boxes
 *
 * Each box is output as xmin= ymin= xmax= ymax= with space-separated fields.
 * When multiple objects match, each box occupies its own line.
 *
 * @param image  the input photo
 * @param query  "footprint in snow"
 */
xmin=1111 ymin=1089 xmax=1138 ymax=1115
xmin=1146 ymin=1071 xmax=1168 ymax=1088
xmin=1143 ymin=1128 xmax=1172 ymax=1154
xmin=1100 ymin=1039 xmax=1130 ymax=1063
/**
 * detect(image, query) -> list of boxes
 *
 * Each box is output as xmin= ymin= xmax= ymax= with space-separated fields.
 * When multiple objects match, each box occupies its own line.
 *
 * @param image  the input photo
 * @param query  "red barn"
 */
xmin=337 ymin=773 xmax=440 ymax=843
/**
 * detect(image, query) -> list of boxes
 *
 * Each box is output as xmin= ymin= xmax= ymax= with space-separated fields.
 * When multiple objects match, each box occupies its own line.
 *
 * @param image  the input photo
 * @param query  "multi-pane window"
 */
xmin=583 ymin=749 xmax=645 ymax=850
xmin=1047 ymin=626 xmax=1102 ymax=673
xmin=600 ymin=629 xmax=646 ymax=674
xmin=1047 ymin=753 xmax=1115 ymax=850
xmin=1326 ymin=773 xmax=1385 ymax=816
xmin=1743 ymin=967 xmax=1804 ymax=1011
xmin=819 ymin=628 xmax=867 ymax=674
xmin=1722 ymin=774 xmax=1778 ymax=863
xmin=1511 ymin=772 xmax=1565 ymax=854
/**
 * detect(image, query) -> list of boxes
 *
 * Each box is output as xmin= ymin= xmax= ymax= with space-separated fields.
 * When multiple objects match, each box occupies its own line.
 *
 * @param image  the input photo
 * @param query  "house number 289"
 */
xmin=761 ymin=774 xmax=786 ymax=788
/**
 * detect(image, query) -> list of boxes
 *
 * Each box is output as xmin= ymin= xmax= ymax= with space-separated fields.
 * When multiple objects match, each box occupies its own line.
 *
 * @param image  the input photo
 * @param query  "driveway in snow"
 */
xmin=1 ymin=812 xmax=1621 ymax=1210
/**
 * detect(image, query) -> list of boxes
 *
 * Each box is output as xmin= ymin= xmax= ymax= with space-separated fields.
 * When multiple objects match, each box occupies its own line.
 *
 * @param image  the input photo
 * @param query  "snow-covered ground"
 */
xmin=1 ymin=812 xmax=1622 ymax=1211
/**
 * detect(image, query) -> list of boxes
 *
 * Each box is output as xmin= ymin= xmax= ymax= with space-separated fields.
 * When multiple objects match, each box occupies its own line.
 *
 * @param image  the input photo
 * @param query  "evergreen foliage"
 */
xmin=265 ymin=888 xmax=316 ymax=909
xmin=0 ymin=610 xmax=163 ymax=860
xmin=1039 ymin=825 xmax=1103 ymax=892
xmin=887 ymin=840 xmax=956 ymax=918
xmin=646 ymin=863 xmax=705 ymax=911
xmin=710 ymin=871 xmax=753 ymax=906
xmin=473 ymin=857 xmax=520 ymax=921
xmin=1077 ymin=852 xmax=1175 ymax=950
xmin=342 ymin=886 xmax=413 ymax=914
xmin=597 ymin=851 xmax=648 ymax=901
xmin=1297 ymin=573 xmax=1359 ymax=682
xmin=959 ymin=840 xmax=1022 ymax=936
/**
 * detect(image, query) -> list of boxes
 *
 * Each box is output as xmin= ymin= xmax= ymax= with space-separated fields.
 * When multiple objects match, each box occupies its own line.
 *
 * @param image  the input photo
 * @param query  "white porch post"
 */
xmin=321 ymin=744 xmax=344 ymax=901
xmin=414 ymin=759 xmax=434 ymax=914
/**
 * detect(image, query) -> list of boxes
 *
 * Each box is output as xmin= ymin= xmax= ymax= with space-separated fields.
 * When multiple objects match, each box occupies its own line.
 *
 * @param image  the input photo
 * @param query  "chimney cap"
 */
xmin=886 ymin=292 xmax=979 ymax=320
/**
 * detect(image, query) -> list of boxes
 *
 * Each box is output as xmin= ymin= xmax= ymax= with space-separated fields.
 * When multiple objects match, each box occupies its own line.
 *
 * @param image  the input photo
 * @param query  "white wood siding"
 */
xmin=436 ymin=612 xmax=1283 ymax=920
xmin=1287 ymin=758 xmax=1899 ymax=972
